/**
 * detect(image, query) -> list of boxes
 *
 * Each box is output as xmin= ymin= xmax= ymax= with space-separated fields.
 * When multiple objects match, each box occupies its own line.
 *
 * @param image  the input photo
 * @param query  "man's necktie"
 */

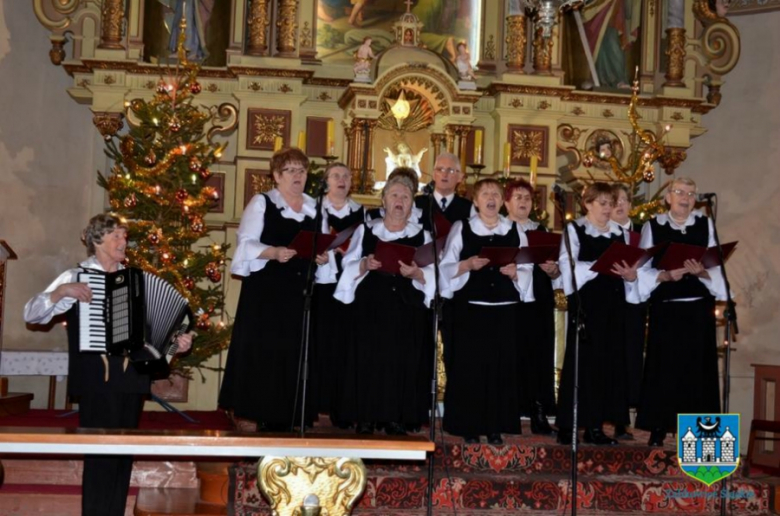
xmin=441 ymin=197 xmax=447 ymax=210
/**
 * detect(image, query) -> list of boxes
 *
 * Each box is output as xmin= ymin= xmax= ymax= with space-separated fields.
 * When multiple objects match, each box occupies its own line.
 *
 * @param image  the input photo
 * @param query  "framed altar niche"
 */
xmin=141 ymin=0 xmax=231 ymax=67
xmin=560 ymin=0 xmax=644 ymax=91
xmin=316 ymin=0 xmax=482 ymax=67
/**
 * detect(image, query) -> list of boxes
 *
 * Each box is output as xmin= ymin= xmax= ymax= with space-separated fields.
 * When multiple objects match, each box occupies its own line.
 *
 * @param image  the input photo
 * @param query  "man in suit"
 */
xmin=416 ymin=151 xmax=474 ymax=231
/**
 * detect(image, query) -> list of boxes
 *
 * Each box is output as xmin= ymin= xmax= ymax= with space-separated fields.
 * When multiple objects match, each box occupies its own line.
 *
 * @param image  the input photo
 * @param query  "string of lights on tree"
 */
xmin=98 ymin=16 xmax=231 ymax=378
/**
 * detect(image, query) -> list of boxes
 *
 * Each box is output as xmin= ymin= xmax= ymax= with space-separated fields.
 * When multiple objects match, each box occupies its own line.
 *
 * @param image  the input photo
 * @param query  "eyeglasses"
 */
xmin=616 ymin=198 xmax=629 ymax=206
xmin=434 ymin=166 xmax=460 ymax=175
xmin=671 ymin=188 xmax=696 ymax=198
xmin=281 ymin=167 xmax=307 ymax=175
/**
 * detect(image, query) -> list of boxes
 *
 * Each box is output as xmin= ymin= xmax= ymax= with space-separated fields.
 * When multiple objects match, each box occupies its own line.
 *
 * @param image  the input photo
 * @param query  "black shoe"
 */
xmin=384 ymin=422 xmax=407 ymax=436
xmin=557 ymin=428 xmax=575 ymax=445
xmin=356 ymin=422 xmax=375 ymax=435
xmin=583 ymin=427 xmax=618 ymax=446
xmin=614 ymin=424 xmax=635 ymax=441
xmin=464 ymin=435 xmax=480 ymax=444
xmin=530 ymin=401 xmax=554 ymax=435
xmin=487 ymin=433 xmax=504 ymax=445
xmin=648 ymin=428 xmax=666 ymax=447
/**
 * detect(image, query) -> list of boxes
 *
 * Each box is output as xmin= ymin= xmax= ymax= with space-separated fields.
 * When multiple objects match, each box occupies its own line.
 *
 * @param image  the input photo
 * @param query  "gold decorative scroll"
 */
xmin=276 ymin=0 xmax=299 ymax=57
xmin=207 ymin=103 xmax=239 ymax=144
xmin=664 ymin=28 xmax=686 ymax=87
xmin=258 ymin=456 xmax=367 ymax=516
xmin=33 ymin=0 xmax=79 ymax=31
xmin=98 ymin=0 xmax=125 ymax=50
xmin=505 ymin=14 xmax=527 ymax=72
xmin=247 ymin=0 xmax=271 ymax=56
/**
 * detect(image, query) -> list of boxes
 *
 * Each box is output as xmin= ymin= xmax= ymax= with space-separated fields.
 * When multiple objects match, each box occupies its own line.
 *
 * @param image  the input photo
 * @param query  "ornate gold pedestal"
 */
xmin=664 ymin=27 xmax=687 ymax=87
xmin=505 ymin=14 xmax=527 ymax=72
xmin=258 ymin=456 xmax=367 ymax=516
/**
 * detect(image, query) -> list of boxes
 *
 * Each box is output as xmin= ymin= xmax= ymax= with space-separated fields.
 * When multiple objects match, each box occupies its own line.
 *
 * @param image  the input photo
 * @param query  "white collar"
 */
xmin=323 ymin=196 xmax=361 ymax=217
xmin=655 ymin=210 xmax=705 ymax=229
xmin=378 ymin=204 xmax=423 ymax=221
xmin=268 ymin=188 xmax=316 ymax=219
xmin=79 ymin=255 xmax=124 ymax=272
xmin=576 ymin=216 xmax=623 ymax=238
xmin=615 ymin=219 xmax=632 ymax=230
xmin=514 ymin=219 xmax=539 ymax=232
xmin=367 ymin=217 xmax=424 ymax=240
xmin=468 ymin=214 xmax=514 ymax=236
xmin=434 ymin=191 xmax=456 ymax=206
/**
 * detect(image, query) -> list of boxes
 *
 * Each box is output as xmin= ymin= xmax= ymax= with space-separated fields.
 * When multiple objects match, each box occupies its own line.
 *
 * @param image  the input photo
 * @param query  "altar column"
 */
xmin=246 ymin=0 xmax=271 ymax=56
xmin=276 ymin=0 xmax=299 ymax=57
xmin=98 ymin=0 xmax=125 ymax=50
xmin=505 ymin=14 xmax=528 ymax=73
xmin=347 ymin=119 xmax=378 ymax=194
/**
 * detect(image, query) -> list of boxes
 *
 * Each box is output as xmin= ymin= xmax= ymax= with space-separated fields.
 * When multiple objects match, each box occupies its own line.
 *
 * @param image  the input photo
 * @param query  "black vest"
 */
xmin=454 ymin=221 xmax=520 ymax=303
xmin=260 ymin=193 xmax=320 ymax=275
xmin=572 ymin=221 xmax=625 ymax=295
xmin=358 ymin=223 xmax=426 ymax=306
xmin=415 ymin=194 xmax=472 ymax=232
xmin=327 ymin=205 xmax=365 ymax=233
xmin=524 ymin=225 xmax=555 ymax=308
xmin=649 ymin=215 xmax=711 ymax=301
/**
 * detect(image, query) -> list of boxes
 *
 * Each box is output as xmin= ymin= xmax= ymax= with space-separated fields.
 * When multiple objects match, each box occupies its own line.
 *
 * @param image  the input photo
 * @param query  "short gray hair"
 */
xmin=435 ymin=152 xmax=460 ymax=171
xmin=382 ymin=168 xmax=417 ymax=201
xmin=82 ymin=213 xmax=127 ymax=256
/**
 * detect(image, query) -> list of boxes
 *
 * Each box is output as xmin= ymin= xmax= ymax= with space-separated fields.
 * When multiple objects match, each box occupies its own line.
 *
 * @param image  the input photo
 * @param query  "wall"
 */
xmin=0 ymin=3 xmax=103 ymax=407
xmin=683 ymin=11 xmax=780 ymax=447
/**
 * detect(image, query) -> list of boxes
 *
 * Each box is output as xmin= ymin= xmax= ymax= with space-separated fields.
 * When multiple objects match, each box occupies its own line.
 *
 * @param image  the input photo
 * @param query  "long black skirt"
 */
xmin=337 ymin=273 xmax=429 ymax=427
xmin=219 ymin=262 xmax=316 ymax=427
xmin=444 ymin=302 xmax=521 ymax=436
xmin=311 ymin=282 xmax=354 ymax=420
xmin=516 ymin=299 xmax=557 ymax=416
xmin=636 ymin=297 xmax=720 ymax=432
xmin=624 ymin=301 xmax=647 ymax=408
xmin=556 ymin=276 xmax=630 ymax=430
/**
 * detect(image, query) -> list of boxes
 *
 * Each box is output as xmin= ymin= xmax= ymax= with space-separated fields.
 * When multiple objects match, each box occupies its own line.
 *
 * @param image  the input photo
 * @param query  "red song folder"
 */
xmin=628 ymin=230 xmax=641 ymax=247
xmin=654 ymin=241 xmax=738 ymax=270
xmin=515 ymin=245 xmax=559 ymax=265
xmin=288 ymin=224 xmax=360 ymax=260
xmin=478 ymin=246 xmax=521 ymax=267
xmin=526 ymin=230 xmax=562 ymax=248
xmin=374 ymin=240 xmax=417 ymax=275
xmin=590 ymin=242 xmax=653 ymax=278
xmin=434 ymin=211 xmax=453 ymax=239
xmin=412 ymin=236 xmax=448 ymax=268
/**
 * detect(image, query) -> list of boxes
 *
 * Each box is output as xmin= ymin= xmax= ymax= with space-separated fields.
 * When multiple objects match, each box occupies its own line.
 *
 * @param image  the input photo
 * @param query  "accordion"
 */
xmin=77 ymin=268 xmax=193 ymax=376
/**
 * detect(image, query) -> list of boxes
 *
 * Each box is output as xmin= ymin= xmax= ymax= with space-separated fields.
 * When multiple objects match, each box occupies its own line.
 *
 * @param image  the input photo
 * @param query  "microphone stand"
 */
xmin=554 ymin=187 xmax=585 ymax=516
xmin=424 ymin=185 xmax=441 ymax=516
xmin=706 ymin=194 xmax=737 ymax=516
xmin=293 ymin=177 xmax=328 ymax=437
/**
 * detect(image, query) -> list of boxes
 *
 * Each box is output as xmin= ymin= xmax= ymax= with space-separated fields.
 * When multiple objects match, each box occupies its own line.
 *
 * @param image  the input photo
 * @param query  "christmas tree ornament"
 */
xmin=144 ymin=150 xmax=157 ymax=166
xmin=161 ymin=250 xmax=174 ymax=264
xmin=148 ymin=230 xmax=161 ymax=245
xmin=169 ymin=118 xmax=181 ymax=132
xmin=199 ymin=167 xmax=212 ymax=180
xmin=176 ymin=188 xmax=189 ymax=203
xmin=189 ymin=157 xmax=202 ymax=172
xmin=123 ymin=193 xmax=137 ymax=208
xmin=183 ymin=276 xmax=195 ymax=290
xmin=190 ymin=216 xmax=205 ymax=233
xmin=156 ymin=81 xmax=168 ymax=95
xmin=196 ymin=313 xmax=211 ymax=330
xmin=190 ymin=81 xmax=202 ymax=94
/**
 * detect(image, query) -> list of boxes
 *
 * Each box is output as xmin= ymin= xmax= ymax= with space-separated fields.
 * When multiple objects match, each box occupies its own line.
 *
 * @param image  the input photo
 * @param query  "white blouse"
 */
xmin=333 ymin=218 xmax=436 ymax=307
xmin=24 ymin=256 xmax=114 ymax=325
xmin=232 ymin=188 xmax=336 ymax=284
xmin=636 ymin=211 xmax=728 ymax=302
xmin=439 ymin=215 xmax=535 ymax=304
xmin=323 ymin=197 xmax=363 ymax=220
xmin=558 ymin=217 xmax=639 ymax=303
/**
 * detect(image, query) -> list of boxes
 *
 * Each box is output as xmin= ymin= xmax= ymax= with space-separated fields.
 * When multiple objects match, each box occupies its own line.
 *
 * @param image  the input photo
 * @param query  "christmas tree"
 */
xmin=98 ymin=38 xmax=231 ymax=379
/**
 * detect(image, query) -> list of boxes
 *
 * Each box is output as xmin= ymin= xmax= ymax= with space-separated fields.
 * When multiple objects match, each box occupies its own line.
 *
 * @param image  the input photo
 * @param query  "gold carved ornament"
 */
xmin=664 ymin=28 xmax=687 ymax=87
xmin=99 ymin=0 xmax=125 ymax=50
xmin=512 ymin=130 xmax=544 ymax=162
xmin=258 ymin=456 xmax=367 ymax=516
xmin=252 ymin=113 xmax=287 ymax=147
xmin=33 ymin=0 xmax=79 ymax=30
xmin=207 ymin=103 xmax=239 ymax=144
xmin=484 ymin=35 xmax=496 ymax=61
xmin=247 ymin=0 xmax=271 ymax=55
xmin=276 ymin=0 xmax=299 ymax=56
xmin=532 ymin=26 xmax=553 ymax=75
xmin=505 ymin=14 xmax=527 ymax=71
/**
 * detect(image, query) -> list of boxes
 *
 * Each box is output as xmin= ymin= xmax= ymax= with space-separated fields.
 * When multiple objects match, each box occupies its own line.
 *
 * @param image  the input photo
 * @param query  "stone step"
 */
xmin=0 ymin=484 xmax=136 ymax=516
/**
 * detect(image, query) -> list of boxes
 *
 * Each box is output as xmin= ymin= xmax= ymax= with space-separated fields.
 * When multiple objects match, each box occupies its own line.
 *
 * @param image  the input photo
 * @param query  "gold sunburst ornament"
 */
xmin=389 ymin=90 xmax=412 ymax=127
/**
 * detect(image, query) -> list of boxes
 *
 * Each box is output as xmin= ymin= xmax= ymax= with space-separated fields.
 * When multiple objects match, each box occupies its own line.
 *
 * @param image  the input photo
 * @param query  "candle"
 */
xmin=326 ymin=119 xmax=335 ymax=155
xmin=297 ymin=131 xmax=306 ymax=152
xmin=530 ymin=155 xmax=538 ymax=188
xmin=503 ymin=142 xmax=511 ymax=177
xmin=273 ymin=135 xmax=283 ymax=152
xmin=473 ymin=129 xmax=483 ymax=165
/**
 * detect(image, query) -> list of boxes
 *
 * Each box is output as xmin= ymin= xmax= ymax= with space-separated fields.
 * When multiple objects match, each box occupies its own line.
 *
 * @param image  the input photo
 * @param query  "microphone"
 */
xmin=697 ymin=192 xmax=716 ymax=201
xmin=552 ymin=184 xmax=565 ymax=197
xmin=423 ymin=180 xmax=436 ymax=195
xmin=316 ymin=175 xmax=328 ymax=196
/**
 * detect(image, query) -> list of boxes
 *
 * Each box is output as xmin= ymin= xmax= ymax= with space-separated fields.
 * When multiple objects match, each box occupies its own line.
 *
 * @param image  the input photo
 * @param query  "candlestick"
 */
xmin=473 ymin=129 xmax=483 ymax=165
xmin=503 ymin=142 xmax=512 ymax=177
xmin=297 ymin=131 xmax=306 ymax=152
xmin=326 ymin=119 xmax=335 ymax=156
xmin=530 ymin=155 xmax=538 ymax=188
xmin=273 ymin=135 xmax=283 ymax=152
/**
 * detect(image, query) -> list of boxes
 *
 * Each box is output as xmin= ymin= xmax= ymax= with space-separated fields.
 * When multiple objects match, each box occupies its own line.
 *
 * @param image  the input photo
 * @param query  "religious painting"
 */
xmin=142 ymin=0 xmax=231 ymax=67
xmin=316 ymin=0 xmax=481 ymax=67
xmin=561 ymin=0 xmax=643 ymax=91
